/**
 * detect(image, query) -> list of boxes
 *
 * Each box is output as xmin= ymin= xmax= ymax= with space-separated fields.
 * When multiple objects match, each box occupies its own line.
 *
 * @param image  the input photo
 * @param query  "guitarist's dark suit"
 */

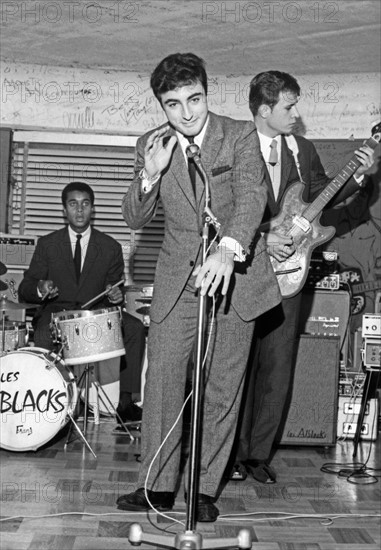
xmin=18 ymin=226 xmax=145 ymax=398
xmin=235 ymin=134 xmax=364 ymax=468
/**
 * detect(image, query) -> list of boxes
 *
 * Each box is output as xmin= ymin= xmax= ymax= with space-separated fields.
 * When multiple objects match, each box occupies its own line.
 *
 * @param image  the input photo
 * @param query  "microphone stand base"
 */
xmin=128 ymin=523 xmax=252 ymax=549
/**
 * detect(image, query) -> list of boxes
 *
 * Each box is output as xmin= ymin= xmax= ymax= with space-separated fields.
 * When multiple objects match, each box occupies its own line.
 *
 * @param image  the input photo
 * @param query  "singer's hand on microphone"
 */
xmin=193 ymin=248 xmax=235 ymax=297
xmin=144 ymin=125 xmax=177 ymax=178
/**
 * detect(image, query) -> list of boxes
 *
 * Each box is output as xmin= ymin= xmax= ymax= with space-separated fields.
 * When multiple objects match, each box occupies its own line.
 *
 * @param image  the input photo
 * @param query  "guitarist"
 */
xmin=229 ymin=71 xmax=375 ymax=484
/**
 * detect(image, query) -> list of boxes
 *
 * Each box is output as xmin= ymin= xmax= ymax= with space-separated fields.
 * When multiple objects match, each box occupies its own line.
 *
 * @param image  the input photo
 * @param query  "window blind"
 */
xmin=9 ymin=133 xmax=164 ymax=284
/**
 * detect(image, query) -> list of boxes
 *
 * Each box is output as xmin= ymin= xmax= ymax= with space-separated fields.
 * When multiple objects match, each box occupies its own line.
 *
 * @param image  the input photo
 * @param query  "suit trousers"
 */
xmin=119 ymin=311 xmax=146 ymax=394
xmin=137 ymin=282 xmax=255 ymax=497
xmin=236 ymin=293 xmax=302 ymax=462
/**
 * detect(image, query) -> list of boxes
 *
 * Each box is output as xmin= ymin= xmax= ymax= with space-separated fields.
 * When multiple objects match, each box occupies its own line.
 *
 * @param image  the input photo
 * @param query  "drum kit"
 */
xmin=0 ymin=262 xmax=145 ymax=457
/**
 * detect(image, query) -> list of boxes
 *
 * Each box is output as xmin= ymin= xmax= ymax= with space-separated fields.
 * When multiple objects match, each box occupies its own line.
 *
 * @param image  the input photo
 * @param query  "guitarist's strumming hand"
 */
xmin=265 ymin=232 xmax=295 ymax=263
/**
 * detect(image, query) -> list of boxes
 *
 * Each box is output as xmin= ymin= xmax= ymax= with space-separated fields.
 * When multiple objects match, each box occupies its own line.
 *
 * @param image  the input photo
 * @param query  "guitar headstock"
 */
xmin=371 ymin=121 xmax=381 ymax=142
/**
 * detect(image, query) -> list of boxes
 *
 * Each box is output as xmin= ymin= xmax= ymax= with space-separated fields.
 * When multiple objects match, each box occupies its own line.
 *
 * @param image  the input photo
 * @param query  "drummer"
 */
xmin=18 ymin=181 xmax=145 ymax=427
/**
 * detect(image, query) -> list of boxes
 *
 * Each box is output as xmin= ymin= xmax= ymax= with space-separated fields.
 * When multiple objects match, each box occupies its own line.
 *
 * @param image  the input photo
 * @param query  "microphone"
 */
xmin=185 ymin=143 xmax=203 ymax=170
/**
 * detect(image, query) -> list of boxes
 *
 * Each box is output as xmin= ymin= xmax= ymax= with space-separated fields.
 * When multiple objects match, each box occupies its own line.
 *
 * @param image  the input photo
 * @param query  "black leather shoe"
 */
xmin=184 ymin=493 xmax=219 ymax=522
xmin=229 ymin=463 xmax=247 ymax=481
xmin=117 ymin=402 xmax=142 ymax=423
xmin=116 ymin=488 xmax=174 ymax=511
xmin=244 ymin=460 xmax=276 ymax=484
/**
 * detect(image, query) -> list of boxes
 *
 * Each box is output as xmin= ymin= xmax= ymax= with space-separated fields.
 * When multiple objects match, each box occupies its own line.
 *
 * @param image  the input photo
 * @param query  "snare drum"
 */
xmin=124 ymin=284 xmax=153 ymax=326
xmin=1 ymin=321 xmax=28 ymax=354
xmin=52 ymin=307 xmax=125 ymax=365
xmin=0 ymin=347 xmax=77 ymax=451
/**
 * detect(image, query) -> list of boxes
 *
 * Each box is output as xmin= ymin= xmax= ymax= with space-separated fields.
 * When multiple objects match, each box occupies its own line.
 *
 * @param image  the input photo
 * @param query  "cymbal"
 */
xmin=0 ymin=296 xmax=35 ymax=311
xmin=0 ymin=281 xmax=8 ymax=291
xmin=0 ymin=262 xmax=6 ymax=276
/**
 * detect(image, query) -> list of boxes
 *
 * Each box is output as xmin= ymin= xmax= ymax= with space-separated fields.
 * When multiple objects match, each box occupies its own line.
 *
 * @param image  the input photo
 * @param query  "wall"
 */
xmin=1 ymin=62 xmax=380 ymax=138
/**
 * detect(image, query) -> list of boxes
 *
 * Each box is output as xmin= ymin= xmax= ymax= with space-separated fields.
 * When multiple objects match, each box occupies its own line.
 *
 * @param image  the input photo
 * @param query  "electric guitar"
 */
xmin=262 ymin=122 xmax=381 ymax=298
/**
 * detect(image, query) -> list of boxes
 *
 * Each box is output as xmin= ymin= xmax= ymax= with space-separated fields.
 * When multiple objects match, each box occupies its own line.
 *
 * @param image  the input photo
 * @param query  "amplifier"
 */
xmin=278 ymin=335 xmax=340 ymax=446
xmin=0 ymin=234 xmax=36 ymax=268
xmin=337 ymin=396 xmax=378 ymax=440
xmin=304 ymin=251 xmax=339 ymax=289
xmin=0 ymin=235 xmax=36 ymax=322
xmin=299 ymin=289 xmax=350 ymax=365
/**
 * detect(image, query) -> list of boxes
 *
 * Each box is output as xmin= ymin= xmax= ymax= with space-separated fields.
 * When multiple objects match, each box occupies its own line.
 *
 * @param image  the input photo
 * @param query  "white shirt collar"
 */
xmin=68 ymin=225 xmax=91 ymax=246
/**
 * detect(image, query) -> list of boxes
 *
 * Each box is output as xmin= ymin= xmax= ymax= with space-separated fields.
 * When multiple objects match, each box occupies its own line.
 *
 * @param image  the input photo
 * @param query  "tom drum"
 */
xmin=52 ymin=307 xmax=125 ymax=365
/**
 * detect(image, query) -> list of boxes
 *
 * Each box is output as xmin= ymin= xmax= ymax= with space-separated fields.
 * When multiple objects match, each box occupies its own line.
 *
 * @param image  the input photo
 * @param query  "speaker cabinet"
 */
xmin=278 ymin=335 xmax=340 ymax=446
xmin=298 ymin=289 xmax=350 ymax=365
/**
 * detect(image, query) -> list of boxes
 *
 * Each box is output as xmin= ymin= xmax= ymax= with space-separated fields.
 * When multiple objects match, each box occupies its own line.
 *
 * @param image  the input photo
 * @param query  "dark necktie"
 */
xmin=268 ymin=139 xmax=278 ymax=166
xmin=186 ymin=136 xmax=197 ymax=197
xmin=74 ymin=234 xmax=82 ymax=282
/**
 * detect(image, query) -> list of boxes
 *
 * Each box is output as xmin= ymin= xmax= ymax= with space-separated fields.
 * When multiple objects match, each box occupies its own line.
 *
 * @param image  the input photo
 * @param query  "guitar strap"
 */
xmin=285 ymin=135 xmax=303 ymax=182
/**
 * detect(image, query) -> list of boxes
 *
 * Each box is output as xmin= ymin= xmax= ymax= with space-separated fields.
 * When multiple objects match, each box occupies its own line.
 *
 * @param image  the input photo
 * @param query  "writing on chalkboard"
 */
xmin=1 ymin=63 xmax=379 ymax=138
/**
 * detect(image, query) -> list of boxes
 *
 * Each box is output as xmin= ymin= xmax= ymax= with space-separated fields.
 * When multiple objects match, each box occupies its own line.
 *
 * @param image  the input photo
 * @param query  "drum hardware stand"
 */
xmin=65 ymin=359 xmax=134 ymax=454
xmin=64 ymin=362 xmax=98 ymax=457
xmin=91 ymin=379 xmax=134 ymax=439
xmin=40 ymin=343 xmax=97 ymax=458
xmin=1 ymin=308 xmax=6 ymax=353
xmin=128 ymin=146 xmax=252 ymax=549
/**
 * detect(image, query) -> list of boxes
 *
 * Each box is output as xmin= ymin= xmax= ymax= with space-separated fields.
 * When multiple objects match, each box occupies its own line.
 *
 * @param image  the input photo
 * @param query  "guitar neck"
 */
xmin=303 ymin=134 xmax=379 ymax=223
xmin=352 ymin=280 xmax=381 ymax=294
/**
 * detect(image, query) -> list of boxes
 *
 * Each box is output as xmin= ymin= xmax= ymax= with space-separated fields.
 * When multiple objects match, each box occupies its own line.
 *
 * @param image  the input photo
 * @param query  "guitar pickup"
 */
xmin=293 ymin=215 xmax=311 ymax=233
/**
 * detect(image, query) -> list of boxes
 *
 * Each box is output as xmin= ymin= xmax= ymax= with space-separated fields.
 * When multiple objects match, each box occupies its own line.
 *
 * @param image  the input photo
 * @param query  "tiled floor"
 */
xmin=1 ymin=416 xmax=380 ymax=550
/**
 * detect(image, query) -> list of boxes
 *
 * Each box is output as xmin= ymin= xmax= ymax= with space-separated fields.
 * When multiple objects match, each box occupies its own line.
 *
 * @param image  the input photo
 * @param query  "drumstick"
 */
xmin=81 ymin=279 xmax=125 ymax=310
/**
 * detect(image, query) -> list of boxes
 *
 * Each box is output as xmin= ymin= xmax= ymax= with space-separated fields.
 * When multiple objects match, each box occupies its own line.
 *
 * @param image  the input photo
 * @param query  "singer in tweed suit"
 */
xmin=117 ymin=53 xmax=281 ymax=521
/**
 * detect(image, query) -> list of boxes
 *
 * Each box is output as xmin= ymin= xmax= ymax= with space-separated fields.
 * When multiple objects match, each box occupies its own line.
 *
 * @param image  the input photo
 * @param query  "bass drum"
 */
xmin=0 ymin=348 xmax=77 ymax=451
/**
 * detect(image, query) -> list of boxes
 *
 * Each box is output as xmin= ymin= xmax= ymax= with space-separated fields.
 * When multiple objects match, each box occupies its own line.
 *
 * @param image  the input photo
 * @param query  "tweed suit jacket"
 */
xmin=18 ymin=227 xmax=124 ymax=323
xmin=122 ymin=111 xmax=281 ymax=323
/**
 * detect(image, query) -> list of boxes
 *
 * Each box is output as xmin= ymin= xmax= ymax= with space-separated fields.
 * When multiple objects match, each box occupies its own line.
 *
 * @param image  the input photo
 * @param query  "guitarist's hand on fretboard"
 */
xmin=353 ymin=144 xmax=376 ymax=179
xmin=264 ymin=231 xmax=296 ymax=263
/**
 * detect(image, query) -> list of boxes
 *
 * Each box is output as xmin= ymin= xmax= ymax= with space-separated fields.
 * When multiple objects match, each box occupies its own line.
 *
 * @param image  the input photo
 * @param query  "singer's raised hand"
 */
xmin=144 ymin=125 xmax=177 ymax=178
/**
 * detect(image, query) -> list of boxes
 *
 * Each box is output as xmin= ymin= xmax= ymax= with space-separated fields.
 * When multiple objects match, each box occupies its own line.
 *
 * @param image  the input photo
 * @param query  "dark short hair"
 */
xmin=150 ymin=53 xmax=208 ymax=102
xmin=249 ymin=71 xmax=300 ymax=116
xmin=61 ymin=182 xmax=95 ymax=206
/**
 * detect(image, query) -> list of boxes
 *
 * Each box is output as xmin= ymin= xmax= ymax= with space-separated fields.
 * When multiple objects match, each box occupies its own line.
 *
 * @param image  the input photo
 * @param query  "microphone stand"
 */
xmin=128 ymin=149 xmax=252 ymax=549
